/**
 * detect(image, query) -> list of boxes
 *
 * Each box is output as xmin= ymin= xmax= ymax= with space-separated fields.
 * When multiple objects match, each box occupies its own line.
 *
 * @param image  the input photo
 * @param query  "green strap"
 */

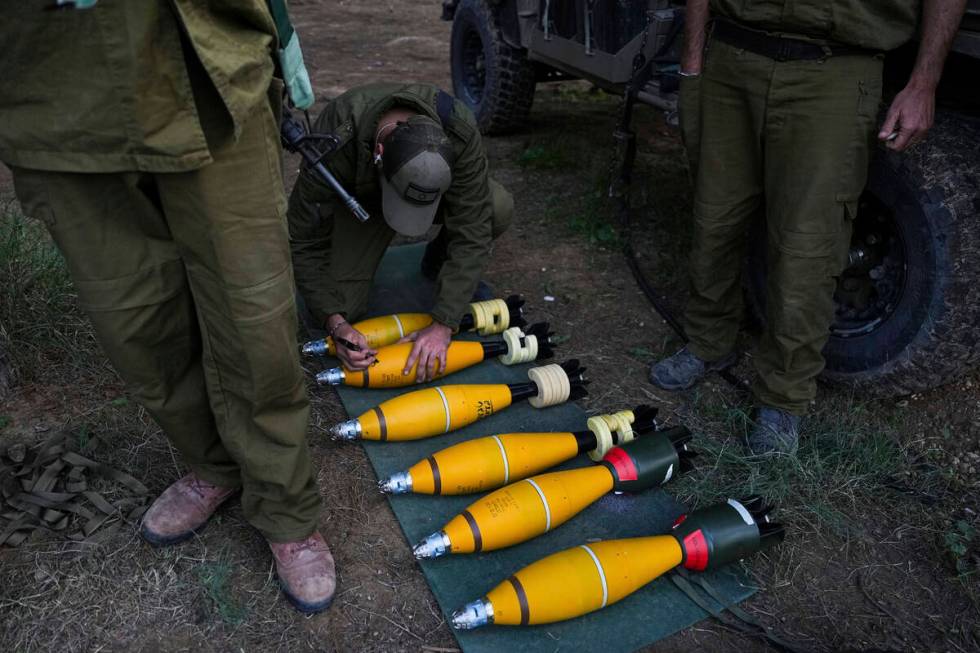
xmin=265 ymin=0 xmax=315 ymax=109
xmin=266 ymin=0 xmax=295 ymax=44
xmin=1 ymin=435 xmax=149 ymax=547
xmin=670 ymin=570 xmax=805 ymax=653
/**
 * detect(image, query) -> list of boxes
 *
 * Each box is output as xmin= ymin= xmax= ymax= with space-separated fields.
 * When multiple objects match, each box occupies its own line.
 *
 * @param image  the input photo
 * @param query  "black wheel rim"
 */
xmin=459 ymin=25 xmax=486 ymax=105
xmin=831 ymin=191 xmax=908 ymax=338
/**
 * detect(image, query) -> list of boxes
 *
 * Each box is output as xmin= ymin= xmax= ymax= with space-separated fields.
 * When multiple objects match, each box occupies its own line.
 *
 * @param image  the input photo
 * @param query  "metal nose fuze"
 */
xmin=329 ymin=419 xmax=361 ymax=441
xmin=315 ymin=367 xmax=346 ymax=385
xmin=326 ymin=360 xmax=588 ymax=443
xmin=377 ymin=470 xmax=412 ymax=494
xmin=302 ymin=339 xmax=330 ymax=357
xmin=316 ymin=322 xmax=557 ymax=388
xmin=412 ymin=531 xmax=451 ymax=559
xmin=451 ymin=598 xmax=494 ymax=630
xmin=412 ymin=427 xmax=693 ymax=560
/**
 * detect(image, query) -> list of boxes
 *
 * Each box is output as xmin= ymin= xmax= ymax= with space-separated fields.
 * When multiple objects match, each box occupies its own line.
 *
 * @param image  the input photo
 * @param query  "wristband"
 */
xmin=327 ymin=319 xmax=348 ymax=338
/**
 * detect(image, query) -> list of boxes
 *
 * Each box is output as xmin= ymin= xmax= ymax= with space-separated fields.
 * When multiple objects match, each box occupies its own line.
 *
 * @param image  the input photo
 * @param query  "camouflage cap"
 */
xmin=378 ymin=115 xmax=454 ymax=237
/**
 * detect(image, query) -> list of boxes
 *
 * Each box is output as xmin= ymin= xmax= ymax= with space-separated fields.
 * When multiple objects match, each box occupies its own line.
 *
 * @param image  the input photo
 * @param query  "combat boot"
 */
xmin=140 ymin=473 xmax=238 ymax=546
xmin=649 ymin=347 xmax=737 ymax=391
xmin=747 ymin=407 xmax=800 ymax=456
xmin=269 ymin=531 xmax=337 ymax=615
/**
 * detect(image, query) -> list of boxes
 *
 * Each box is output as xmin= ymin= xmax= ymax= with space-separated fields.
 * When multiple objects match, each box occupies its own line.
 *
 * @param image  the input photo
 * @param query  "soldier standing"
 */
xmin=650 ymin=0 xmax=967 ymax=454
xmin=0 ymin=1 xmax=334 ymax=613
xmin=288 ymin=82 xmax=513 ymax=383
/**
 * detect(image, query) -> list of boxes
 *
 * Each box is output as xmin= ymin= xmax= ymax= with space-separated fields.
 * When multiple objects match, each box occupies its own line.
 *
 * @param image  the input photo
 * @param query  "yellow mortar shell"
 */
xmin=409 ymin=432 xmax=582 ymax=495
xmin=443 ymin=466 xmax=614 ymax=553
xmin=357 ymin=384 xmax=513 ymax=442
xmin=343 ymin=341 xmax=487 ymax=388
xmin=326 ymin=313 xmax=434 ymax=355
xmin=487 ymin=535 xmax=683 ymax=626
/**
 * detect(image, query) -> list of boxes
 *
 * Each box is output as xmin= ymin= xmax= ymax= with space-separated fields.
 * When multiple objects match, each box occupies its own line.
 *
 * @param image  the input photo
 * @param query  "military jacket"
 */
xmin=0 ymin=0 xmax=277 ymax=173
xmin=710 ymin=0 xmax=920 ymax=50
xmin=288 ymin=83 xmax=495 ymax=330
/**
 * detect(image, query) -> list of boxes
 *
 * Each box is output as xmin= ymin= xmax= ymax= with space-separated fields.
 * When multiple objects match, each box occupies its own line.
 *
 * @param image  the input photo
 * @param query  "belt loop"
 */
xmin=775 ymin=40 xmax=791 ymax=62
xmin=819 ymin=44 xmax=832 ymax=63
xmin=704 ymin=17 xmax=717 ymax=56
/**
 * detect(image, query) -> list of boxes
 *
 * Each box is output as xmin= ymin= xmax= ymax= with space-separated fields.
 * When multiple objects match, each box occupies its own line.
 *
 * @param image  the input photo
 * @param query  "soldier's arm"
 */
xmin=682 ymin=0 xmax=711 ymax=74
xmin=287 ymin=170 xmax=351 ymax=326
xmin=878 ymin=0 xmax=968 ymax=151
xmin=287 ymin=174 xmax=382 ymax=369
xmin=431 ymin=133 xmax=494 ymax=330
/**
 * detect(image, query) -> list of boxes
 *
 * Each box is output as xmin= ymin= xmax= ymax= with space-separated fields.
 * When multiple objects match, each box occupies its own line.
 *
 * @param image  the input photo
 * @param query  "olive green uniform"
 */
xmin=288 ymin=83 xmax=512 ymax=330
xmin=680 ymin=0 xmax=919 ymax=413
xmin=1 ymin=1 xmax=318 ymax=541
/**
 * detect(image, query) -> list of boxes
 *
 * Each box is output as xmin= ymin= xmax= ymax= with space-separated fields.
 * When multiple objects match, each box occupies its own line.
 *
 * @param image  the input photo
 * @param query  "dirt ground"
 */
xmin=1 ymin=1 xmax=979 ymax=651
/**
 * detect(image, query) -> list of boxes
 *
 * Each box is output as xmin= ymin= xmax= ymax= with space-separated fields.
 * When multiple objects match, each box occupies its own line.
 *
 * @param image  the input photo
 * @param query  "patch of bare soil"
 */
xmin=2 ymin=1 xmax=978 ymax=652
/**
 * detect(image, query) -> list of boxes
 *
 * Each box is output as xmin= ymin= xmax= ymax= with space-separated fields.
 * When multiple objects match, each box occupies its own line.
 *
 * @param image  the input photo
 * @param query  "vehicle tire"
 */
xmin=745 ymin=111 xmax=980 ymax=396
xmin=450 ymin=0 xmax=536 ymax=134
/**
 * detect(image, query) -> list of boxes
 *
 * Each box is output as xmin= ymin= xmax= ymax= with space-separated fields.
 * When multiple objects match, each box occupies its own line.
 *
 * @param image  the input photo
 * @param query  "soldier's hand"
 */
xmin=331 ymin=322 xmax=377 ymax=371
xmin=398 ymin=322 xmax=452 ymax=383
xmin=879 ymin=83 xmax=935 ymax=152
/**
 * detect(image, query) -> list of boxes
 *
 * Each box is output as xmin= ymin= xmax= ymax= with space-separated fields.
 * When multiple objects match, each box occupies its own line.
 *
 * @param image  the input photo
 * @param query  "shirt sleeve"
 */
xmin=287 ymin=169 xmax=349 ymax=325
xmin=430 ymin=130 xmax=494 ymax=329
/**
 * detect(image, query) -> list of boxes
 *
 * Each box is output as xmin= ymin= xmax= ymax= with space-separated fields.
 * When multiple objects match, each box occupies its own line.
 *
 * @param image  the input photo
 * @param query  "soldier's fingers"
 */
xmin=415 ymin=348 xmax=431 ymax=382
xmin=890 ymin=127 xmax=915 ymax=152
xmin=346 ymin=352 xmax=371 ymax=370
xmin=426 ymin=348 xmax=439 ymax=379
xmin=341 ymin=352 xmax=366 ymax=370
xmin=412 ymin=345 xmax=423 ymax=381
xmin=438 ymin=348 xmax=448 ymax=374
xmin=878 ymin=105 xmax=901 ymax=141
xmin=403 ymin=341 xmax=422 ymax=376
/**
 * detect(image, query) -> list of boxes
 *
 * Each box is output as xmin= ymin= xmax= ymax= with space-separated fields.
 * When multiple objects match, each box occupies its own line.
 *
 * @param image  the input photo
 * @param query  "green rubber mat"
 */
xmin=320 ymin=244 xmax=757 ymax=652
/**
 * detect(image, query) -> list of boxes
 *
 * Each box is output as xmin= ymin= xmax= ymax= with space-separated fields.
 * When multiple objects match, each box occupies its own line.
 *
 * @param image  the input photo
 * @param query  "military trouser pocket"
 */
xmin=678 ymin=74 xmax=702 ymax=178
xmin=832 ymin=199 xmax=860 ymax=274
xmin=856 ymin=58 xmax=884 ymax=120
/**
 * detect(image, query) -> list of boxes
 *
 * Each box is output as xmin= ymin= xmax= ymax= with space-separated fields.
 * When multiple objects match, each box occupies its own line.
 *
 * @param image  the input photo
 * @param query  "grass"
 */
xmin=0 ymin=200 xmax=103 ymax=385
xmin=518 ymin=144 xmax=573 ymax=170
xmin=673 ymin=392 xmax=912 ymax=537
xmin=196 ymin=559 xmax=248 ymax=626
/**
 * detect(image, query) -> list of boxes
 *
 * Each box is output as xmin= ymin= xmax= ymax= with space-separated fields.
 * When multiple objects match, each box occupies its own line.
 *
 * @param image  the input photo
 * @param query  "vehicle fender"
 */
xmin=444 ymin=0 xmax=524 ymax=50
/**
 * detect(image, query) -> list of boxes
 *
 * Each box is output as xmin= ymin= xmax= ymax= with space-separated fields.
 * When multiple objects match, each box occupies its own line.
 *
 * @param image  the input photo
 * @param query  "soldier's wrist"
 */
xmin=326 ymin=313 xmax=348 ymax=335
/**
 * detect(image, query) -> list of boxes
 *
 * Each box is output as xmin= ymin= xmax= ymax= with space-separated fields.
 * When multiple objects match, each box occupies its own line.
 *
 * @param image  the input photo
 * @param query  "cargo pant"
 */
xmin=11 ymin=103 xmax=320 ymax=541
xmin=679 ymin=37 xmax=883 ymax=414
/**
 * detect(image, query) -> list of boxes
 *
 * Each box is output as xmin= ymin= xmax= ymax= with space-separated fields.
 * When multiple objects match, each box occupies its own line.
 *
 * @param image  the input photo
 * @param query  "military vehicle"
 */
xmin=440 ymin=0 xmax=980 ymax=396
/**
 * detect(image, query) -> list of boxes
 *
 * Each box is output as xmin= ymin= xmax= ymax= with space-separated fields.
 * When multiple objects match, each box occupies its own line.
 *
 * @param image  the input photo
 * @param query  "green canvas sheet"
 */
xmin=319 ymin=244 xmax=757 ymax=652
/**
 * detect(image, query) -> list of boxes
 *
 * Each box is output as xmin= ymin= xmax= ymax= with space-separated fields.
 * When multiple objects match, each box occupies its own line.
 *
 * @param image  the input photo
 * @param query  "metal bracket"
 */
xmin=542 ymin=0 xmax=551 ymax=40
xmin=585 ymin=0 xmax=596 ymax=56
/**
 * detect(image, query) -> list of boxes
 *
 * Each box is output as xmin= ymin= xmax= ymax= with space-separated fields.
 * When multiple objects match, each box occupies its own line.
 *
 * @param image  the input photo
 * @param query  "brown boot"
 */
xmin=139 ymin=473 xmax=238 ymax=547
xmin=269 ymin=531 xmax=337 ymax=614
